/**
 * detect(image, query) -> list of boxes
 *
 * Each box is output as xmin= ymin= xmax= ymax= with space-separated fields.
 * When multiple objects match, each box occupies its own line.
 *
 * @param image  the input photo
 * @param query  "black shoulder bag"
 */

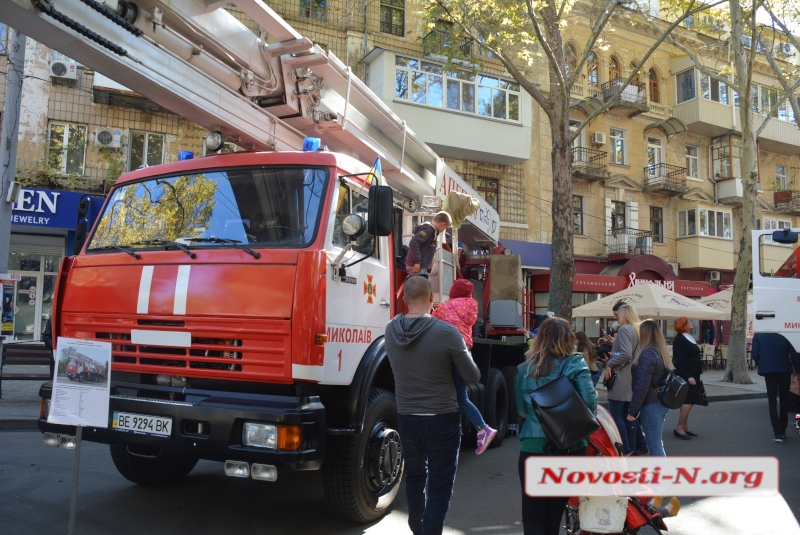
xmin=655 ymin=369 xmax=688 ymax=409
xmin=528 ymin=354 xmax=600 ymax=451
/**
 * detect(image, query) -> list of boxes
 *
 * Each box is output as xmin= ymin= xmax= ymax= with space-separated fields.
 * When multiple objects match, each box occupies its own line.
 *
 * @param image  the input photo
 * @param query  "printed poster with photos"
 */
xmin=1 ymin=282 xmax=14 ymax=334
xmin=48 ymin=337 xmax=112 ymax=428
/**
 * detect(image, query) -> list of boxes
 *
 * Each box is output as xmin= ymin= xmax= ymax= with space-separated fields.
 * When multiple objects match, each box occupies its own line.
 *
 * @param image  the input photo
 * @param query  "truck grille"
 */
xmin=62 ymin=314 xmax=291 ymax=383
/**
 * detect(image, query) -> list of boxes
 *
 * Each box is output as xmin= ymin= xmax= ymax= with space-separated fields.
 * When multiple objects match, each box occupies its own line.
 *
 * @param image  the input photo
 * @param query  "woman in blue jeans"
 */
xmin=604 ymin=303 xmax=640 ymax=455
xmin=627 ymin=319 xmax=671 ymax=456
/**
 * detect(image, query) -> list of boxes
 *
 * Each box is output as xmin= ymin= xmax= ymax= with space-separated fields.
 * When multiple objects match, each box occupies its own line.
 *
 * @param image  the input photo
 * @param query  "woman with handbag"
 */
xmin=672 ymin=317 xmax=704 ymax=440
xmin=515 ymin=317 xmax=597 ymax=535
xmin=627 ymin=320 xmax=672 ymax=457
xmin=603 ymin=303 xmax=640 ymax=455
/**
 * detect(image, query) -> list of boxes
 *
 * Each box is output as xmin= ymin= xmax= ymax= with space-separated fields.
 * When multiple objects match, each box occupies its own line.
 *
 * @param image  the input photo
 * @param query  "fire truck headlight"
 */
xmin=243 ymin=422 xmax=278 ymax=449
xmin=341 ymin=214 xmax=365 ymax=239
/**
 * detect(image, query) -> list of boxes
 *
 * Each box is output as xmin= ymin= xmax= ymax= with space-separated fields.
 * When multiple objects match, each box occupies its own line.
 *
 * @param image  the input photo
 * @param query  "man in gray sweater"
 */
xmin=385 ymin=276 xmax=480 ymax=535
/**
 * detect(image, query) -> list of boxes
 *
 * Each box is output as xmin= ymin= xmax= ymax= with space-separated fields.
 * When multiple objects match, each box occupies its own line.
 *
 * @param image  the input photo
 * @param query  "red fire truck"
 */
xmin=65 ymin=353 xmax=106 ymax=383
xmin=5 ymin=0 xmax=532 ymax=522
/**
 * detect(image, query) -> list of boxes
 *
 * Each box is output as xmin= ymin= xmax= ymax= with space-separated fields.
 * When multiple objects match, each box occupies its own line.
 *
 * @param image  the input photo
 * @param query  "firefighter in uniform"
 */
xmin=405 ymin=211 xmax=453 ymax=276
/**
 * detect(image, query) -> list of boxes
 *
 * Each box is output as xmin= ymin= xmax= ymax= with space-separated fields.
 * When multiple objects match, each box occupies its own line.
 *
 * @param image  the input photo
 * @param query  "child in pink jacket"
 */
xmin=433 ymin=279 xmax=497 ymax=454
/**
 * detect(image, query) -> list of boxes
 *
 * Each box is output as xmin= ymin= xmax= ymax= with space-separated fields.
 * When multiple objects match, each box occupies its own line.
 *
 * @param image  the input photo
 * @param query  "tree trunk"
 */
xmin=724 ymin=0 xmax=753 ymax=384
xmin=549 ymin=140 xmax=576 ymax=320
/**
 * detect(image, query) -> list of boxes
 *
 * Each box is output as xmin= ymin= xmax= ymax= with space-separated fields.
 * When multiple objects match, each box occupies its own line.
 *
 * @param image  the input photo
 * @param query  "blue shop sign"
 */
xmin=12 ymin=188 xmax=101 ymax=230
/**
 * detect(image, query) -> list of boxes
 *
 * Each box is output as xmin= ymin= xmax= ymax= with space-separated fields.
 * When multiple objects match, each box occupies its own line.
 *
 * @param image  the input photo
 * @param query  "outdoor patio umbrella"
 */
xmin=697 ymin=289 xmax=754 ymax=320
xmin=571 ymin=282 xmax=727 ymax=320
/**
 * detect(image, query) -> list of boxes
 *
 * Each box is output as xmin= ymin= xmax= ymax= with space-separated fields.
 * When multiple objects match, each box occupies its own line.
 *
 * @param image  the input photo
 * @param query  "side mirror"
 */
xmin=368 ymin=185 xmax=393 ymax=237
xmin=74 ymin=197 xmax=91 ymax=254
xmin=772 ymin=228 xmax=798 ymax=244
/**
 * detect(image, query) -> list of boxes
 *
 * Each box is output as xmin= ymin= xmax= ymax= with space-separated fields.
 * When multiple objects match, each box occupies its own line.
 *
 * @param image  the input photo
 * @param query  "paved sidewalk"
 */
xmin=595 ymin=367 xmax=766 ymax=403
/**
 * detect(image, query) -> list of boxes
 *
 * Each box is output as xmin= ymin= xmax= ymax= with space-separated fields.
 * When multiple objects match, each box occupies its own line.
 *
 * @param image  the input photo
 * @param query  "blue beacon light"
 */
xmin=178 ymin=151 xmax=194 ymax=160
xmin=302 ymin=137 xmax=321 ymax=151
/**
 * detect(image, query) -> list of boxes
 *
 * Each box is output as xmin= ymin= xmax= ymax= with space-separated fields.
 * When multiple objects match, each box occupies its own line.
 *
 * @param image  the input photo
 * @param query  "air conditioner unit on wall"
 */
xmin=668 ymin=262 xmax=679 ymax=276
xmin=50 ymin=60 xmax=77 ymax=80
xmin=591 ymin=132 xmax=606 ymax=145
xmin=707 ymin=270 xmax=721 ymax=282
xmin=777 ymin=42 xmax=794 ymax=56
xmin=95 ymin=128 xmax=122 ymax=149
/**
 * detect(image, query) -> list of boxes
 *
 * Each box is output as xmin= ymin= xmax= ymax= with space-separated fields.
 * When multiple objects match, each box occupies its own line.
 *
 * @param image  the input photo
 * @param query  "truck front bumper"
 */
xmin=38 ymin=382 xmax=326 ymax=471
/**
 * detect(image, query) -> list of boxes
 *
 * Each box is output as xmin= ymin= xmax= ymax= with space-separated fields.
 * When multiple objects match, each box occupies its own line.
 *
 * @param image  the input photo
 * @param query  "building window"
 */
xmin=778 ymin=97 xmax=796 ymax=122
xmin=300 ymin=0 xmax=327 ymax=21
xmin=650 ymin=206 xmax=663 ymax=242
xmin=761 ymin=218 xmax=792 ymax=243
xmin=573 ymin=196 xmax=583 ymax=235
xmin=611 ymin=201 xmax=626 ymax=231
xmin=776 ymin=165 xmax=788 ymax=190
xmin=129 ymin=131 xmax=165 ymax=171
xmin=476 ymin=178 xmax=499 ymax=212
xmin=380 ymin=0 xmax=404 ymax=36
xmin=564 ymin=44 xmax=577 ymax=78
xmin=648 ymin=69 xmax=659 ymax=103
xmin=712 ymin=134 xmax=742 ymax=180
xmin=0 ymin=23 xmax=7 ymax=55
xmin=47 ymin=122 xmax=87 ymax=175
xmin=680 ymin=208 xmax=732 ymax=238
xmin=609 ymin=128 xmax=626 ymax=165
xmin=608 ymin=56 xmax=620 ymax=81
xmin=587 ymin=51 xmax=598 ymax=87
xmin=395 ymin=56 xmax=520 ymax=121
xmin=700 ymin=73 xmax=729 ymax=104
xmin=761 ymin=87 xmax=778 ymax=115
xmin=676 ymin=69 xmax=696 ymax=103
xmin=677 ymin=209 xmax=696 ymax=237
xmin=686 ymin=145 xmax=700 ymax=179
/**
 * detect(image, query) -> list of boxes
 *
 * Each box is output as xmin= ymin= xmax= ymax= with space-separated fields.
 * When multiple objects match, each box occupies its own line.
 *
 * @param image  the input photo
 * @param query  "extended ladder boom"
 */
xmin=1 ymin=0 xmax=500 ymax=242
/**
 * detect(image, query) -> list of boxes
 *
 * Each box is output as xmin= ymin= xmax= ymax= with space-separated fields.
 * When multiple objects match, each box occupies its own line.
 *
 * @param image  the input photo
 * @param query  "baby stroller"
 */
xmin=563 ymin=405 xmax=669 ymax=535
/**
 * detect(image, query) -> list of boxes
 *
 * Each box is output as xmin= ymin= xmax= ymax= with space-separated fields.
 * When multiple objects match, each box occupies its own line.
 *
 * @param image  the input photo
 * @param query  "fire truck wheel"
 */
xmin=501 ymin=366 xmax=518 ymax=427
xmin=110 ymin=445 xmax=198 ymax=487
xmin=78 ymin=374 xmax=87 ymax=382
xmin=485 ymin=369 xmax=508 ymax=448
xmin=322 ymin=388 xmax=403 ymax=523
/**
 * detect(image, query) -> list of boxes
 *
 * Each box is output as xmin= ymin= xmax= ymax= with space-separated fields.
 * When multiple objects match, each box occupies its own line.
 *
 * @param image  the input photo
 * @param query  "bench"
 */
xmin=0 ymin=343 xmax=53 ymax=397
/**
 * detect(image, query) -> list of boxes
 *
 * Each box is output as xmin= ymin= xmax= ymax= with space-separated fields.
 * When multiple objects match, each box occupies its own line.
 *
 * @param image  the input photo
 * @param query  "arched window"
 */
xmin=630 ymin=62 xmax=639 ymax=84
xmin=587 ymin=51 xmax=598 ymax=87
xmin=564 ymin=44 xmax=577 ymax=77
xmin=649 ymin=69 xmax=660 ymax=103
xmin=609 ymin=56 xmax=620 ymax=81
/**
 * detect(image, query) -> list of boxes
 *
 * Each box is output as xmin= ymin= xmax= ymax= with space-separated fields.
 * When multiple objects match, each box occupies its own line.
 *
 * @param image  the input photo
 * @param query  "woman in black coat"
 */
xmin=672 ymin=317 xmax=703 ymax=439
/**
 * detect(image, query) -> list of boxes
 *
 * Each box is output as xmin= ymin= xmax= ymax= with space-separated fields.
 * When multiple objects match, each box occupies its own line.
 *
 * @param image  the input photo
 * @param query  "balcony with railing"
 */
xmin=422 ymin=30 xmax=473 ymax=59
xmin=601 ymin=79 xmax=648 ymax=116
xmin=572 ymin=147 xmax=610 ymax=181
xmin=643 ymin=163 xmax=689 ymax=196
xmin=607 ymin=227 xmax=655 ymax=256
xmin=774 ymin=190 xmax=800 ymax=215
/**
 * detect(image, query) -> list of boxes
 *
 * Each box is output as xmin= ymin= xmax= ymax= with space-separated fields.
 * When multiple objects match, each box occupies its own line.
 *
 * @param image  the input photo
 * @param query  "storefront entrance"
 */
xmin=3 ymin=244 xmax=63 ymax=341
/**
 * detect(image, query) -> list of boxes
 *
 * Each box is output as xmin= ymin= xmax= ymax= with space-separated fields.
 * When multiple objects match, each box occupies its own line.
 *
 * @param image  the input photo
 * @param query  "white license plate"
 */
xmin=112 ymin=411 xmax=172 ymax=438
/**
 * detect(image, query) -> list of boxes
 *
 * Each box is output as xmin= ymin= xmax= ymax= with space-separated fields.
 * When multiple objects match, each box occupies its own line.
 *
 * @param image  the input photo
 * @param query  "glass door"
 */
xmin=647 ymin=137 xmax=663 ymax=180
xmin=7 ymin=252 xmax=61 ymax=341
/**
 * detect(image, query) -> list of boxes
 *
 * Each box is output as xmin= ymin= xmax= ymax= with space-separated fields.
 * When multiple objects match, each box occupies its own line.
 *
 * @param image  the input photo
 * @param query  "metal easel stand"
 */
xmin=67 ymin=426 xmax=83 ymax=535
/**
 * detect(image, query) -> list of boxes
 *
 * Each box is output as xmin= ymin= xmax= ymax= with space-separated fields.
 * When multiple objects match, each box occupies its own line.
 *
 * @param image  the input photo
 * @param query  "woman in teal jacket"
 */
xmin=515 ymin=317 xmax=598 ymax=535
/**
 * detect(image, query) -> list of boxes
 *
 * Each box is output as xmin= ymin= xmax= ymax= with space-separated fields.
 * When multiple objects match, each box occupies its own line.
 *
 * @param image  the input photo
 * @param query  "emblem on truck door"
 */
xmin=364 ymin=274 xmax=376 ymax=304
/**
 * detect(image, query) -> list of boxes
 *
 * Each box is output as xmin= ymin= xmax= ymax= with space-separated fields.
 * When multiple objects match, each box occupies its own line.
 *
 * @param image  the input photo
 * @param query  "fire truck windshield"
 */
xmin=87 ymin=166 xmax=328 ymax=251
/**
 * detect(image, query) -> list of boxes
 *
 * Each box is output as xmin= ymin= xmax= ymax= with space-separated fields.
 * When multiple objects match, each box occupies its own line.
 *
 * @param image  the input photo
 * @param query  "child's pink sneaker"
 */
xmin=476 ymin=426 xmax=497 ymax=455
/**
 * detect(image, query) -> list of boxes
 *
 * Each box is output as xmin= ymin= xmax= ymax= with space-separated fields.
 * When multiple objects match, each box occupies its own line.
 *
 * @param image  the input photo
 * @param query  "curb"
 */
xmin=0 ymin=419 xmax=39 ymax=430
xmin=708 ymin=392 xmax=767 ymax=402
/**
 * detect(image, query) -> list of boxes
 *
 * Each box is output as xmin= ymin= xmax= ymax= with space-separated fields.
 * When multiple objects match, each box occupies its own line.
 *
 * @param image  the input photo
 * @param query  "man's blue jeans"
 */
xmin=639 ymin=402 xmax=670 ymax=457
xmin=398 ymin=413 xmax=461 ymax=535
xmin=608 ymin=399 xmax=637 ymax=454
